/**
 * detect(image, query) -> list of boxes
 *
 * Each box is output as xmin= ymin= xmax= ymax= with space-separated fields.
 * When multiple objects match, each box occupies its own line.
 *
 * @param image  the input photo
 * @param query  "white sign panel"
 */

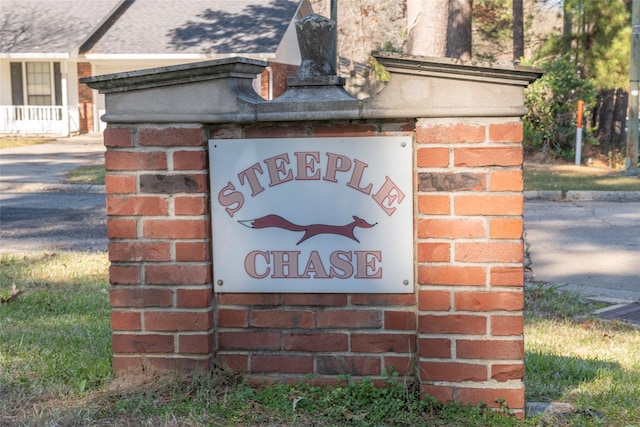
xmin=209 ymin=137 xmax=413 ymax=293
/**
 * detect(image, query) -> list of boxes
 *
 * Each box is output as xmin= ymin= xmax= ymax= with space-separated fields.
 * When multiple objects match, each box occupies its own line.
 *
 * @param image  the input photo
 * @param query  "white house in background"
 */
xmin=0 ymin=0 xmax=311 ymax=136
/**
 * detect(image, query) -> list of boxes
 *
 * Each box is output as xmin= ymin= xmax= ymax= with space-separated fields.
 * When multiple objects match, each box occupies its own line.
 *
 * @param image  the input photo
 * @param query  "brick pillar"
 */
xmin=105 ymin=125 xmax=214 ymax=374
xmin=77 ymin=62 xmax=94 ymax=133
xmin=416 ymin=119 xmax=526 ymax=414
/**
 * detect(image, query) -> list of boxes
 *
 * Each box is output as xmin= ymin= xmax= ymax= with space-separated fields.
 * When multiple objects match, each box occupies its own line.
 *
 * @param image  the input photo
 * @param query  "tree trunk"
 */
xmin=596 ymin=89 xmax=615 ymax=149
xmin=406 ymin=0 xmax=449 ymax=57
xmin=446 ymin=0 xmax=472 ymax=60
xmin=612 ymin=89 xmax=629 ymax=147
xmin=513 ymin=0 xmax=524 ymax=61
xmin=562 ymin=0 xmax=573 ymax=54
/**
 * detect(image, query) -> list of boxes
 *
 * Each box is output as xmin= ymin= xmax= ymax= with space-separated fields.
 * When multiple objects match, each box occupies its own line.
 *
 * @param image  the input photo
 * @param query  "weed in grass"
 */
xmin=524 ymin=282 xmax=608 ymax=321
xmin=89 ymin=372 xmax=523 ymax=426
xmin=3 ymin=365 xmax=525 ymax=426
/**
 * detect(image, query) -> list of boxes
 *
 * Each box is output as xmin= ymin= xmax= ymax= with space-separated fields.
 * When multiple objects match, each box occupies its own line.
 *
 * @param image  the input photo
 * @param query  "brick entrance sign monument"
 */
xmin=84 ymin=14 xmax=542 ymax=419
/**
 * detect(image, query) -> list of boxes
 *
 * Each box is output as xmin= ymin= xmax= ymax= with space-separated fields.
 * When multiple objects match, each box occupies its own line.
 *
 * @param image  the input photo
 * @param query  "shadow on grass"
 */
xmin=0 ymin=252 xmax=107 ymax=291
xmin=525 ymin=351 xmax=621 ymax=402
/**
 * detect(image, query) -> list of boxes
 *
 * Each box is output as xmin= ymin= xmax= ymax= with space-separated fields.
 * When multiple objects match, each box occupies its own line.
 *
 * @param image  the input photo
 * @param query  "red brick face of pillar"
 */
xmin=105 ymin=125 xmax=214 ymax=374
xmin=416 ymin=119 xmax=526 ymax=413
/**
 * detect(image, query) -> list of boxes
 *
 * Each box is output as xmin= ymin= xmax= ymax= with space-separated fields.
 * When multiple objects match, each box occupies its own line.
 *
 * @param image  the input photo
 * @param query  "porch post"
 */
xmin=60 ymin=61 xmax=70 ymax=136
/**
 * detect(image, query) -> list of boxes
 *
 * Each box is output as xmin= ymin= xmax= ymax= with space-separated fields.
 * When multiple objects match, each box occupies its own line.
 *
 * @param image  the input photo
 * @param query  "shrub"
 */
xmin=524 ymin=57 xmax=596 ymax=160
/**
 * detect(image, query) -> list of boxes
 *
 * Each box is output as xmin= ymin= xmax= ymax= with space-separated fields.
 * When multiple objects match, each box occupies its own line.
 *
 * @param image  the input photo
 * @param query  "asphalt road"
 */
xmin=0 ymin=136 xmax=107 ymax=253
xmin=0 ymin=137 xmax=105 ymax=190
xmin=0 ymin=191 xmax=107 ymax=253
xmin=524 ymin=199 xmax=640 ymax=302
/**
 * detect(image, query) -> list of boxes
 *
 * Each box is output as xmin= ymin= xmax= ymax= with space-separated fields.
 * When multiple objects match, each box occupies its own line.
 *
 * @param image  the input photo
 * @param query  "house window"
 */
xmin=26 ymin=62 xmax=52 ymax=105
xmin=10 ymin=62 xmax=62 ymax=106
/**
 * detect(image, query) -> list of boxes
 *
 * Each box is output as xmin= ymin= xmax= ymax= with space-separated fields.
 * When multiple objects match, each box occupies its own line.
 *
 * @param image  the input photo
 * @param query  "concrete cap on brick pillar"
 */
xmin=361 ymin=51 xmax=543 ymax=119
xmin=81 ymin=58 xmax=267 ymax=123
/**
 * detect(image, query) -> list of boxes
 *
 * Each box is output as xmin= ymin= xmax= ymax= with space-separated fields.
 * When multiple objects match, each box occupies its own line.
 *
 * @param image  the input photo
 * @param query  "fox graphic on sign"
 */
xmin=239 ymin=214 xmax=377 ymax=245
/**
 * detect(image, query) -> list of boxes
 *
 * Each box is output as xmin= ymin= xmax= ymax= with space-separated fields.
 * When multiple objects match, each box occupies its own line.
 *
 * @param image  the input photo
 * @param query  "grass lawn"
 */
xmin=2 ymin=252 xmax=639 ymax=425
xmin=65 ymin=164 xmax=106 ymax=185
xmin=524 ymin=162 xmax=640 ymax=191
xmin=0 ymin=137 xmax=54 ymax=149
xmin=524 ymin=283 xmax=640 ymax=425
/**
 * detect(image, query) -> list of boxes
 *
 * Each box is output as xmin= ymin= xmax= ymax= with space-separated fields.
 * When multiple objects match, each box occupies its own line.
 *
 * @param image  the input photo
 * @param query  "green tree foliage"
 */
xmin=524 ymin=56 xmax=596 ymax=159
xmin=572 ymin=0 xmax=629 ymax=88
xmin=527 ymin=0 xmax=631 ymax=158
xmin=473 ymin=0 xmax=512 ymax=61
xmin=536 ymin=0 xmax=630 ymax=88
xmin=592 ymin=26 xmax=631 ymax=90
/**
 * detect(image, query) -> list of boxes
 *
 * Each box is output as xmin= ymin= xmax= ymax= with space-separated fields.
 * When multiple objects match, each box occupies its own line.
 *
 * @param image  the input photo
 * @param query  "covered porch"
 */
xmin=0 ymin=105 xmax=81 ymax=136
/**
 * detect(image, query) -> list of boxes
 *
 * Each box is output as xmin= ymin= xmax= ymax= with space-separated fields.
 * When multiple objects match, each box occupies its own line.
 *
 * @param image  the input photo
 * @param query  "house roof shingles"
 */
xmin=83 ymin=0 xmax=302 ymax=56
xmin=1 ymin=0 xmax=303 ymax=57
xmin=0 ymin=0 xmax=123 ymax=56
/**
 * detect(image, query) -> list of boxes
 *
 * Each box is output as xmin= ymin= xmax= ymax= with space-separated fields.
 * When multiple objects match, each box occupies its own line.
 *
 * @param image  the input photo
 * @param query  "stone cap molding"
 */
xmin=373 ymin=51 xmax=543 ymax=86
xmin=83 ymin=54 xmax=543 ymax=124
xmin=82 ymin=57 xmax=268 ymax=95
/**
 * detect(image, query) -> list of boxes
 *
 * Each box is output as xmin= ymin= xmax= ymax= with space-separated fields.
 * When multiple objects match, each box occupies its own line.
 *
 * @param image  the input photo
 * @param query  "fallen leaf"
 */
xmin=580 ymin=320 xmax=594 ymax=329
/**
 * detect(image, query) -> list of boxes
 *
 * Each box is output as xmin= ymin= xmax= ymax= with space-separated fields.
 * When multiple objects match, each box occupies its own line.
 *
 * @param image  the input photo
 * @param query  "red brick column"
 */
xmin=104 ymin=125 xmax=214 ymax=374
xmin=77 ymin=62 xmax=94 ymax=133
xmin=416 ymin=118 xmax=525 ymax=416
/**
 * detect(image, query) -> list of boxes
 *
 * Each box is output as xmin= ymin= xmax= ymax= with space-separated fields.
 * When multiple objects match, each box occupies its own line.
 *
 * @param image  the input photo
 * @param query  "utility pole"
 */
xmin=513 ymin=0 xmax=524 ymax=61
xmin=625 ymin=0 xmax=640 ymax=176
xmin=330 ymin=0 xmax=338 ymax=71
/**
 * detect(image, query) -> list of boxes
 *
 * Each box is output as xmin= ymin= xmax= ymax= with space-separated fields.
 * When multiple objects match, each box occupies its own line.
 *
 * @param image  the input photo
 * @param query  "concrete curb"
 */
xmin=525 ymin=190 xmax=640 ymax=202
xmin=0 ymin=182 xmax=106 ymax=193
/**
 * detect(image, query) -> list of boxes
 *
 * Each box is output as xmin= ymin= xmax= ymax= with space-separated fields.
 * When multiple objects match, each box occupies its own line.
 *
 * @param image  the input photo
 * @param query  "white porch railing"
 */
xmin=0 ymin=105 xmax=80 ymax=136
